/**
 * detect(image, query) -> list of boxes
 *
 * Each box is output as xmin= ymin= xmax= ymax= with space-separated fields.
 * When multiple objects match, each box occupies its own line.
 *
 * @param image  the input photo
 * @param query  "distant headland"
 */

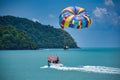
xmin=0 ymin=15 xmax=78 ymax=50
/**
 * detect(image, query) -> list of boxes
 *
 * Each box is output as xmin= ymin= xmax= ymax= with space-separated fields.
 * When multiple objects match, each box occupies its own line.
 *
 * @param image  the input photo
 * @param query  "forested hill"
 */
xmin=0 ymin=15 xmax=78 ymax=50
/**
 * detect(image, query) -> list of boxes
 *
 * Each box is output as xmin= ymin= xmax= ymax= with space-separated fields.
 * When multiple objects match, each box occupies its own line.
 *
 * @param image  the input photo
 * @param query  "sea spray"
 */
xmin=40 ymin=65 xmax=120 ymax=74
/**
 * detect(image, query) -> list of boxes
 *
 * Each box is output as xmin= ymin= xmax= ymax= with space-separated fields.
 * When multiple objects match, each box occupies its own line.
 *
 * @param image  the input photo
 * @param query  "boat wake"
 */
xmin=40 ymin=65 xmax=120 ymax=74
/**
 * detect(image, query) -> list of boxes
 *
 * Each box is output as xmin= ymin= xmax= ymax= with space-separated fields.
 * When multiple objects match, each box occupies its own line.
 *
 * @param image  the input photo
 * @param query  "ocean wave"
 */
xmin=40 ymin=65 xmax=120 ymax=74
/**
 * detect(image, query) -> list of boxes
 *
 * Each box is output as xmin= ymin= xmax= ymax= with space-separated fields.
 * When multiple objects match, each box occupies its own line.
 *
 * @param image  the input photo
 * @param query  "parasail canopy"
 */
xmin=59 ymin=6 xmax=91 ymax=29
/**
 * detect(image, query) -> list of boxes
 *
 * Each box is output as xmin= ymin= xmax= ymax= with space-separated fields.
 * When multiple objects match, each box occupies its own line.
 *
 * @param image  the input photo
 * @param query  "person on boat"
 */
xmin=48 ymin=61 xmax=50 ymax=67
xmin=56 ymin=57 xmax=59 ymax=63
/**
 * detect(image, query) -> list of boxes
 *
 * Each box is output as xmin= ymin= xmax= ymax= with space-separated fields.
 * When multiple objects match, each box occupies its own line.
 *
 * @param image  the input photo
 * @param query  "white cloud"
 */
xmin=111 ymin=13 xmax=120 ymax=25
xmin=49 ymin=14 xmax=55 ymax=18
xmin=93 ymin=7 xmax=108 ymax=18
xmin=92 ymin=1 xmax=120 ymax=27
xmin=32 ymin=18 xmax=40 ymax=22
xmin=93 ymin=7 xmax=120 ymax=26
xmin=105 ymin=0 xmax=114 ymax=6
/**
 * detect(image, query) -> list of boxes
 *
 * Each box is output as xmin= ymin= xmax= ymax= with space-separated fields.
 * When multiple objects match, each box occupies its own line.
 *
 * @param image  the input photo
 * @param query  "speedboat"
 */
xmin=64 ymin=45 xmax=69 ymax=50
xmin=48 ymin=56 xmax=63 ymax=67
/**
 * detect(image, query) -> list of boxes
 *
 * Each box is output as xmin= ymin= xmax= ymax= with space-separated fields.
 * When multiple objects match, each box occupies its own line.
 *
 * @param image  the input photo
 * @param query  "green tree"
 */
xmin=0 ymin=15 xmax=78 ymax=49
xmin=0 ymin=25 xmax=37 ymax=50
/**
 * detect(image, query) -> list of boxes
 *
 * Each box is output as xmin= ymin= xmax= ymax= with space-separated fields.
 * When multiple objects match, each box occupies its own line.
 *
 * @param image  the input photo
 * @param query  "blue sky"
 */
xmin=0 ymin=0 xmax=120 ymax=47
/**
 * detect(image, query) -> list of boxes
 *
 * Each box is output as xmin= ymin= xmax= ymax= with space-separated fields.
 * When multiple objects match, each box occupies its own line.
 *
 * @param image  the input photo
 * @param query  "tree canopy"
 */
xmin=0 ymin=15 xmax=78 ymax=49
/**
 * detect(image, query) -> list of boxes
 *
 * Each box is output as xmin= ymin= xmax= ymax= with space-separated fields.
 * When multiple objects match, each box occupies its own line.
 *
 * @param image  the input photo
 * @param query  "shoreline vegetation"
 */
xmin=0 ymin=15 xmax=78 ymax=50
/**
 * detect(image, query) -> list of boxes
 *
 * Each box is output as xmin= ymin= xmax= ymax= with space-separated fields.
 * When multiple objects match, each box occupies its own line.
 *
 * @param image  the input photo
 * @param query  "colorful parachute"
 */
xmin=59 ymin=6 xmax=91 ymax=29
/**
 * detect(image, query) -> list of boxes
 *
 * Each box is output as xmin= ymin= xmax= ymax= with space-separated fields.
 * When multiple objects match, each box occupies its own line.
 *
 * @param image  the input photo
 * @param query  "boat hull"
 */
xmin=48 ymin=63 xmax=63 ymax=67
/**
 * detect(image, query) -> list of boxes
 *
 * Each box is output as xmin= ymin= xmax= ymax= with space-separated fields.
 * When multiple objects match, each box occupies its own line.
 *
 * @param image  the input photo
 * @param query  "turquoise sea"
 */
xmin=0 ymin=48 xmax=120 ymax=80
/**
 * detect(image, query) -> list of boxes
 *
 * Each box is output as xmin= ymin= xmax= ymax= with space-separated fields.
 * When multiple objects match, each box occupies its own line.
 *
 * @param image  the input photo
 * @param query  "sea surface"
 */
xmin=0 ymin=48 xmax=120 ymax=80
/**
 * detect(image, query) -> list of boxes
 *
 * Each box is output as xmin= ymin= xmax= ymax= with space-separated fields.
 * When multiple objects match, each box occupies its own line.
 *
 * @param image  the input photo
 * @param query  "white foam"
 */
xmin=40 ymin=65 xmax=48 ymax=68
xmin=40 ymin=65 xmax=120 ymax=74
